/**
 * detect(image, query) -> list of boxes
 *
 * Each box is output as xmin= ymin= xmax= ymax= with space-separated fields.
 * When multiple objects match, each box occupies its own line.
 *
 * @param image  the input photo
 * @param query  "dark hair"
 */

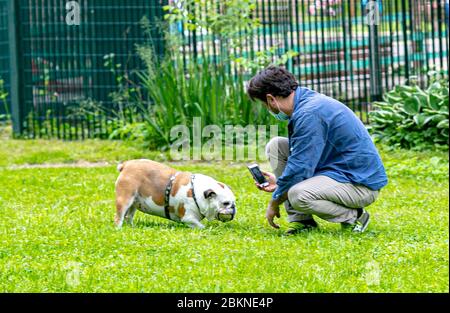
xmin=247 ymin=66 xmax=299 ymax=103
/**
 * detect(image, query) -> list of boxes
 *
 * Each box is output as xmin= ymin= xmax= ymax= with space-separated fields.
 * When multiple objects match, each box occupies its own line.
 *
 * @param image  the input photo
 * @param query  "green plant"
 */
xmin=132 ymin=4 xmax=293 ymax=149
xmin=0 ymin=78 xmax=9 ymax=121
xmin=368 ymin=72 xmax=449 ymax=150
xmin=136 ymin=44 xmax=272 ymax=146
xmin=103 ymin=2 xmax=295 ymax=150
xmin=163 ymin=0 xmax=298 ymax=75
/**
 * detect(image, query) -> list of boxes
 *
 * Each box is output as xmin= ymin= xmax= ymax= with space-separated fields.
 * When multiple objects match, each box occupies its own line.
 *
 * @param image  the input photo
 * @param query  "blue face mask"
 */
xmin=268 ymin=100 xmax=289 ymax=121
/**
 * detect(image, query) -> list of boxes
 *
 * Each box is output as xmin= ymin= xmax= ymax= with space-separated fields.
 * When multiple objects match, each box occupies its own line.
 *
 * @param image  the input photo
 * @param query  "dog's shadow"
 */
xmin=126 ymin=217 xmax=248 ymax=233
xmin=131 ymin=219 xmax=186 ymax=230
xmin=120 ymin=217 xmax=380 ymax=238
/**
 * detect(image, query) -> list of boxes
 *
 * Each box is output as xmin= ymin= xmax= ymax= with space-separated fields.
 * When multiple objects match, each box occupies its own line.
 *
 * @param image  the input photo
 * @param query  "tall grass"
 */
xmin=0 ymin=78 xmax=9 ymax=121
xmin=136 ymin=44 xmax=273 ymax=146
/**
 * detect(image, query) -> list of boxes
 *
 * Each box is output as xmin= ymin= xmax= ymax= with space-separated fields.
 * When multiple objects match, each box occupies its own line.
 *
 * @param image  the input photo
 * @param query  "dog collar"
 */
xmin=164 ymin=172 xmax=180 ymax=220
xmin=164 ymin=173 xmax=203 ymax=221
xmin=190 ymin=174 xmax=202 ymax=213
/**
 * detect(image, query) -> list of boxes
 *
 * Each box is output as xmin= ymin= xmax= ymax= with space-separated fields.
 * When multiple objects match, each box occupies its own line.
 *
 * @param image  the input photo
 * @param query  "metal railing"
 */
xmin=2 ymin=0 xmax=449 ymax=138
xmin=0 ymin=0 xmax=10 ymax=119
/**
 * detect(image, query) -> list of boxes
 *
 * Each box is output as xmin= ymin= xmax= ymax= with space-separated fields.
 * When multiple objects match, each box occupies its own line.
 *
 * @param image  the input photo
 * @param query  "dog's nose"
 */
xmin=228 ymin=204 xmax=236 ymax=221
xmin=217 ymin=204 xmax=236 ymax=222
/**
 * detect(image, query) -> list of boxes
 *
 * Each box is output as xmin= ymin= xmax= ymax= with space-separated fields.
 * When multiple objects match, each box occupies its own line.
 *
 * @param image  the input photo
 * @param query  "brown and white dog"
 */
xmin=114 ymin=159 xmax=236 ymax=229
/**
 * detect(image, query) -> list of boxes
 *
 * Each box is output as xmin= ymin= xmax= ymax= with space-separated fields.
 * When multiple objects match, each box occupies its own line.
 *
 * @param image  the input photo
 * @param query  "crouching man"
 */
xmin=247 ymin=66 xmax=388 ymax=235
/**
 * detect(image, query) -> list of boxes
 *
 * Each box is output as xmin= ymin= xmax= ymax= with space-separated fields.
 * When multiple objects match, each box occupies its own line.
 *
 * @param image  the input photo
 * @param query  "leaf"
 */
xmin=383 ymin=92 xmax=402 ymax=103
xmin=439 ymin=104 xmax=449 ymax=115
xmin=396 ymin=84 xmax=416 ymax=93
xmin=436 ymin=119 xmax=449 ymax=129
xmin=430 ymin=114 xmax=447 ymax=124
xmin=427 ymin=82 xmax=442 ymax=94
xmin=414 ymin=94 xmax=428 ymax=108
xmin=404 ymin=97 xmax=420 ymax=115
xmin=413 ymin=114 xmax=427 ymax=127
xmin=429 ymin=93 xmax=443 ymax=110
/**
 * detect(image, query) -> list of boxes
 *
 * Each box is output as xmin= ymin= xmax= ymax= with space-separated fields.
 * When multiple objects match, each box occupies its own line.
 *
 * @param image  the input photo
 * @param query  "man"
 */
xmin=247 ymin=66 xmax=388 ymax=235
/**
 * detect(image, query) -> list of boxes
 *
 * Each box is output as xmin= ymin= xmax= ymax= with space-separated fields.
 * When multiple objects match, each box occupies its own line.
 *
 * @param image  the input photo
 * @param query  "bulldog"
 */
xmin=114 ymin=159 xmax=236 ymax=229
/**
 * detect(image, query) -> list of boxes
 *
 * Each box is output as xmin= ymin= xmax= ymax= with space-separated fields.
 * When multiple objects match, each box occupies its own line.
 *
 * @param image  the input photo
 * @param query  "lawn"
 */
xmin=0 ymin=134 xmax=448 ymax=292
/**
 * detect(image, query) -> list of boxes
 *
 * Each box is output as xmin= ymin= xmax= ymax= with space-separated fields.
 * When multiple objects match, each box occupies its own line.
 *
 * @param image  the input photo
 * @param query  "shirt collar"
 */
xmin=288 ymin=87 xmax=302 ymax=123
xmin=293 ymin=86 xmax=309 ymax=112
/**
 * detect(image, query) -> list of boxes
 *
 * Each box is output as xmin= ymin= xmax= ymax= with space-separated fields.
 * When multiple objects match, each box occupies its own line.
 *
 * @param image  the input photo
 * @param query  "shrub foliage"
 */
xmin=369 ymin=74 xmax=449 ymax=150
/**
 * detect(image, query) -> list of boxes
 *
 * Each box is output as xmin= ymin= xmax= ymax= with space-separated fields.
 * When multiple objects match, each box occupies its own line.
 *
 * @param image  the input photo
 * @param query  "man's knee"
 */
xmin=265 ymin=136 xmax=287 ymax=159
xmin=362 ymin=189 xmax=380 ymax=207
xmin=287 ymin=187 xmax=313 ymax=212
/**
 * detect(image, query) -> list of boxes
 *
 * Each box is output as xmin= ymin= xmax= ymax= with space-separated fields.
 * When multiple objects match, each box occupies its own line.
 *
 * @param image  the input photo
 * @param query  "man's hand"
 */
xmin=266 ymin=199 xmax=281 ymax=229
xmin=255 ymin=171 xmax=277 ymax=193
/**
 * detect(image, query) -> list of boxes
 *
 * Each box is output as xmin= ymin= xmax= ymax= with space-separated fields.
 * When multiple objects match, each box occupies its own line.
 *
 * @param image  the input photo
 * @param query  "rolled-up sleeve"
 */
xmin=272 ymin=112 xmax=327 ymax=200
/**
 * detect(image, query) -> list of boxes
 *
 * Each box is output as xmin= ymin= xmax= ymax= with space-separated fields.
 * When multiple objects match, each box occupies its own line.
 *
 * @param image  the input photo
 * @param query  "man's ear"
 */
xmin=203 ymin=189 xmax=217 ymax=199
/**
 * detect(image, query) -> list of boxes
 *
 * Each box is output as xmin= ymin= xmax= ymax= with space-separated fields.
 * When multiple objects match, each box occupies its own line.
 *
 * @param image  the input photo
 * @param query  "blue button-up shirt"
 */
xmin=272 ymin=87 xmax=388 ymax=200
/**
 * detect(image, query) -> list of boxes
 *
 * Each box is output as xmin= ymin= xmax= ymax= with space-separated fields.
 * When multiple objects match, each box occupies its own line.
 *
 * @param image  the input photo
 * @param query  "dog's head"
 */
xmin=196 ymin=175 xmax=236 ymax=222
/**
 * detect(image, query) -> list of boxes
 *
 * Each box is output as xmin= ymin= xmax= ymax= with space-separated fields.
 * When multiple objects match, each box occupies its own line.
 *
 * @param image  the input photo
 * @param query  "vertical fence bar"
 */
xmin=341 ymin=0 xmax=349 ymax=108
xmin=368 ymin=0 xmax=382 ymax=102
xmin=387 ymin=0 xmax=395 ymax=91
xmin=301 ymin=0 xmax=308 ymax=86
xmin=318 ymin=1 xmax=326 ymax=95
xmin=356 ymin=2 xmax=365 ymax=116
xmin=362 ymin=2 xmax=369 ymax=110
xmin=8 ymin=0 xmax=23 ymax=135
xmin=0 ymin=0 xmax=11 ymax=119
xmin=345 ymin=0 xmax=354 ymax=111
xmin=293 ymin=0 xmax=300 ymax=78
xmin=437 ymin=0 xmax=444 ymax=69
xmin=401 ymin=0 xmax=410 ymax=81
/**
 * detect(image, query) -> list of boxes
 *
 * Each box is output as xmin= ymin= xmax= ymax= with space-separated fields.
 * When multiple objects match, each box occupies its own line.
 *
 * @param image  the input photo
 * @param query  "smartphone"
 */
xmin=247 ymin=163 xmax=269 ymax=187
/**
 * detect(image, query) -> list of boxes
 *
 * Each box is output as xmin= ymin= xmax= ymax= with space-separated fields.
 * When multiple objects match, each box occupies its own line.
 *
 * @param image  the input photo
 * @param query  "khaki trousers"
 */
xmin=265 ymin=137 xmax=379 ymax=224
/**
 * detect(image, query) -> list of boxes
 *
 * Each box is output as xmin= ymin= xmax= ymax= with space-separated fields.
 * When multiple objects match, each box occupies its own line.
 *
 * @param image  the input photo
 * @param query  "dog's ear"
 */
xmin=203 ymin=189 xmax=217 ymax=199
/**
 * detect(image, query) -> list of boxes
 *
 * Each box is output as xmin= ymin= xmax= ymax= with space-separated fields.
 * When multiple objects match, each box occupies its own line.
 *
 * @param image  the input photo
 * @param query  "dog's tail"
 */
xmin=117 ymin=161 xmax=126 ymax=172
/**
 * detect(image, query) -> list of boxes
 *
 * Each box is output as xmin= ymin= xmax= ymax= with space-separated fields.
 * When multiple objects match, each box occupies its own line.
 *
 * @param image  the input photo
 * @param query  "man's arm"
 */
xmin=272 ymin=112 xmax=328 ymax=202
xmin=266 ymin=192 xmax=288 ymax=229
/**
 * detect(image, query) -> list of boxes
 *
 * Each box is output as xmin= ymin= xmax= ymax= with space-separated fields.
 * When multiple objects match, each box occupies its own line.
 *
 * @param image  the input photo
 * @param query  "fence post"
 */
xmin=7 ymin=0 xmax=22 ymax=135
xmin=366 ymin=0 xmax=383 ymax=102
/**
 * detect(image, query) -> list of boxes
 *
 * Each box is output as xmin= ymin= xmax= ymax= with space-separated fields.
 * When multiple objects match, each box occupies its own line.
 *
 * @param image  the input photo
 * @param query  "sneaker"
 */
xmin=341 ymin=209 xmax=370 ymax=233
xmin=284 ymin=219 xmax=318 ymax=236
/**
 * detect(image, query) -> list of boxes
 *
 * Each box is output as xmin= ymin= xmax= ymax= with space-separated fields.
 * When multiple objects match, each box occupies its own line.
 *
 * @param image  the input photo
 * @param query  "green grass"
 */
xmin=0 ymin=135 xmax=448 ymax=292
xmin=0 ymin=135 xmax=168 ymax=168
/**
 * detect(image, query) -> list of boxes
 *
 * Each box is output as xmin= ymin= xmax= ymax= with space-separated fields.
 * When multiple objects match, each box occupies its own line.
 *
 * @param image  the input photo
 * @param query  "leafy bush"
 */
xmin=135 ymin=45 xmax=273 ymax=146
xmin=369 ymin=74 xmax=449 ymax=150
xmin=105 ymin=3 xmax=296 ymax=150
xmin=0 ymin=78 xmax=9 ymax=121
xmin=163 ymin=0 xmax=298 ymax=74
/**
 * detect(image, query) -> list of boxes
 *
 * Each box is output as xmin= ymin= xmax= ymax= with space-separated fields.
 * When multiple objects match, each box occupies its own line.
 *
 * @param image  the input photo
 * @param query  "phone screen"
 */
xmin=249 ymin=166 xmax=267 ymax=184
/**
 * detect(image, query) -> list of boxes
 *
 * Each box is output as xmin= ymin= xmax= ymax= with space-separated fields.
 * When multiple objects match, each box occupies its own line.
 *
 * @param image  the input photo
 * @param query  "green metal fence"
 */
xmin=6 ymin=0 xmax=166 ymax=138
xmin=0 ymin=0 xmax=10 ymax=119
xmin=175 ymin=0 xmax=449 ymax=116
xmin=2 ymin=0 xmax=449 ymax=138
